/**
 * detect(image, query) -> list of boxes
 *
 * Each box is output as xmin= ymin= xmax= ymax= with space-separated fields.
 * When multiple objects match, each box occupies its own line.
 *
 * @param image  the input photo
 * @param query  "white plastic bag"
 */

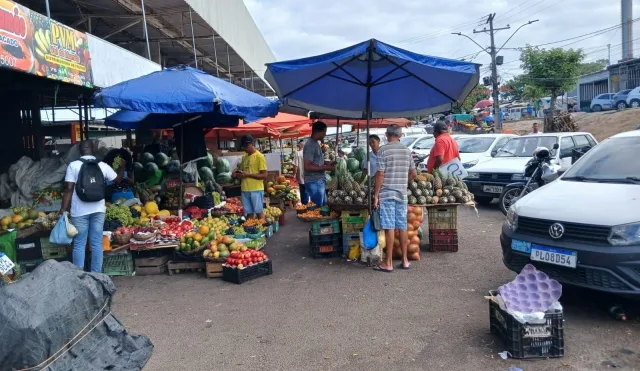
xmin=65 ymin=213 xmax=78 ymax=238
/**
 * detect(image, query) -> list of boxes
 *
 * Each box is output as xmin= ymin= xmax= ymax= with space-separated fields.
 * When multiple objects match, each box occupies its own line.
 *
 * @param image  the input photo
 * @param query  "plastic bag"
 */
xmin=66 ymin=214 xmax=78 ymax=237
xmin=50 ymin=213 xmax=73 ymax=245
xmin=371 ymin=208 xmax=382 ymax=231
xmin=348 ymin=245 xmax=360 ymax=260
xmin=362 ymin=219 xmax=377 ymax=249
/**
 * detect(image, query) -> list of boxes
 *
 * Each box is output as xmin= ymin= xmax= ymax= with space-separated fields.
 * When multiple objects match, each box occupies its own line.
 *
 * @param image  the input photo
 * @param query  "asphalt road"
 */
xmin=112 ymin=203 xmax=640 ymax=371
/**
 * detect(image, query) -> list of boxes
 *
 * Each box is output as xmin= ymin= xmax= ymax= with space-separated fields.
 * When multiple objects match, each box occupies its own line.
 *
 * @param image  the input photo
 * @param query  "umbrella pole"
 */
xmin=179 ymin=119 xmax=184 ymax=219
xmin=365 ymin=42 xmax=374 ymax=214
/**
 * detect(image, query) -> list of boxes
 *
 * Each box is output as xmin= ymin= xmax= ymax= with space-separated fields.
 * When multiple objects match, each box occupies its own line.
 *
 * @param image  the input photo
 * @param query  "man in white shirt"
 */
xmin=529 ymin=122 xmax=543 ymax=135
xmin=60 ymin=141 xmax=124 ymax=272
xmin=292 ymin=140 xmax=309 ymax=204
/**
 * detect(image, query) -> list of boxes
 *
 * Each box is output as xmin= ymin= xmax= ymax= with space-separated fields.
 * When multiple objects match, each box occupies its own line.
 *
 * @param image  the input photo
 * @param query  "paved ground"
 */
xmin=112 ymin=204 xmax=640 ymax=371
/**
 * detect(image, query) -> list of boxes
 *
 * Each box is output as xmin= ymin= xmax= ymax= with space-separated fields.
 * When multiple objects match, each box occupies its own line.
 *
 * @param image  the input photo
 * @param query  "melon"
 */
xmin=347 ymin=158 xmax=360 ymax=172
xmin=140 ymin=152 xmax=155 ymax=164
xmin=353 ymin=171 xmax=362 ymax=180
xmin=144 ymin=162 xmax=159 ymax=174
xmin=154 ymin=152 xmax=170 ymax=168
xmin=215 ymin=158 xmax=230 ymax=174
xmin=199 ymin=167 xmax=215 ymax=181
xmin=198 ymin=153 xmax=214 ymax=168
xmin=216 ymin=172 xmax=233 ymax=184
xmin=353 ymin=147 xmax=366 ymax=163
xmin=166 ymin=160 xmax=180 ymax=174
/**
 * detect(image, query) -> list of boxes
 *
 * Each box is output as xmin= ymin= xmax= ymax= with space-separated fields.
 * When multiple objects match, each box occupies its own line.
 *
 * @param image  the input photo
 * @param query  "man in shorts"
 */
xmin=235 ymin=135 xmax=267 ymax=218
xmin=373 ymin=124 xmax=417 ymax=272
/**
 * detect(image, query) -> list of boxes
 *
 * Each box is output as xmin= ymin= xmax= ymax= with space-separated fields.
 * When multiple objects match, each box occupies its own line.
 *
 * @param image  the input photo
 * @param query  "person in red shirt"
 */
xmin=427 ymin=122 xmax=460 ymax=173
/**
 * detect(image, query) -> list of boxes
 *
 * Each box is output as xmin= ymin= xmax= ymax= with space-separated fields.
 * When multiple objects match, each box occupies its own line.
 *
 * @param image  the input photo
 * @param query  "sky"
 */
xmin=243 ymin=0 xmax=640 ymax=83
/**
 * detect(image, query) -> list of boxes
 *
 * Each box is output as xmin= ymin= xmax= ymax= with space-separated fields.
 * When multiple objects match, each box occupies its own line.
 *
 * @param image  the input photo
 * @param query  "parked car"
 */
xmin=589 ymin=93 xmax=614 ymax=112
xmin=501 ymin=130 xmax=640 ymax=298
xmin=455 ymin=133 xmax=517 ymax=169
xmin=626 ymin=86 xmax=640 ymax=108
xmin=400 ymin=134 xmax=435 ymax=157
xmin=612 ymin=89 xmax=633 ymax=110
xmin=463 ymin=132 xmax=598 ymax=206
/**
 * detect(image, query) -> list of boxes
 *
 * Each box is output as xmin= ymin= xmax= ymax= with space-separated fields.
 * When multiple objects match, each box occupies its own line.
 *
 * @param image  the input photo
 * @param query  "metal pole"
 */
xmin=179 ymin=119 xmax=184 ymax=217
xmin=140 ymin=0 xmax=152 ymax=60
xmin=83 ymin=98 xmax=90 ymax=140
xmin=78 ymin=98 xmax=84 ymax=140
xmin=242 ymin=61 xmax=247 ymax=88
xmin=226 ymin=44 xmax=232 ymax=82
xmin=365 ymin=40 xmax=374 ymax=214
xmin=45 ymin=0 xmax=51 ymax=19
xmin=212 ymin=34 xmax=219 ymax=77
xmin=488 ymin=14 xmax=501 ymax=132
xmin=188 ymin=7 xmax=198 ymax=68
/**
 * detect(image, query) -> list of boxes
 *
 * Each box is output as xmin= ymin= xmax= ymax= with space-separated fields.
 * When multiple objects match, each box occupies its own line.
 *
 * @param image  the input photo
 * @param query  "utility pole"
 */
xmin=607 ymin=44 xmax=611 ymax=65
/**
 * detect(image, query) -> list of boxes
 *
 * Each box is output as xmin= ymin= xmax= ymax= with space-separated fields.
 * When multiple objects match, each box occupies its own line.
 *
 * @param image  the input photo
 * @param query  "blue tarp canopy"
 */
xmin=103 ymin=110 xmax=242 ymax=130
xmin=94 ymin=66 xmax=279 ymax=119
xmin=265 ymin=39 xmax=480 ymax=118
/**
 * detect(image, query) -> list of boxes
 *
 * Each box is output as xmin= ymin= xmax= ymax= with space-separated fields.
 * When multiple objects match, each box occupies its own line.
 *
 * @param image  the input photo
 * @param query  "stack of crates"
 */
xmin=426 ymin=205 xmax=458 ymax=252
xmin=16 ymin=234 xmax=44 ymax=274
xmin=102 ymin=250 xmax=135 ymax=276
xmin=308 ymin=219 xmax=341 ymax=258
xmin=340 ymin=211 xmax=368 ymax=255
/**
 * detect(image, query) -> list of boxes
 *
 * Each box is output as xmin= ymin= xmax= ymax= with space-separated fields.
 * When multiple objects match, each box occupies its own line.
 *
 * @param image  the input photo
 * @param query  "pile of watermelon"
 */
xmin=345 ymin=147 xmax=368 ymax=183
xmin=195 ymin=154 xmax=233 ymax=185
xmin=134 ymin=152 xmax=177 ymax=186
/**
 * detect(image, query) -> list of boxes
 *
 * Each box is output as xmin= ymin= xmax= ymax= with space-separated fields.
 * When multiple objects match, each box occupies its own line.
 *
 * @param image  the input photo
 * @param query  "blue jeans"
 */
xmin=305 ymin=180 xmax=326 ymax=206
xmin=71 ymin=212 xmax=106 ymax=273
xmin=299 ymin=184 xmax=310 ymax=205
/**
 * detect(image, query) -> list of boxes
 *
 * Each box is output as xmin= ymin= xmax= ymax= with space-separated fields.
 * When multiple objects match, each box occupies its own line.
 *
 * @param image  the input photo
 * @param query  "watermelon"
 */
xmin=198 ymin=153 xmax=214 ymax=168
xmin=154 ymin=152 xmax=169 ymax=168
xmin=166 ymin=160 xmax=180 ymax=174
xmin=347 ymin=158 xmax=360 ymax=172
xmin=140 ymin=152 xmax=155 ymax=164
xmin=198 ymin=167 xmax=215 ymax=181
xmin=216 ymin=172 xmax=233 ymax=184
xmin=353 ymin=171 xmax=362 ymax=180
xmin=353 ymin=147 xmax=366 ymax=163
xmin=146 ymin=169 xmax=163 ymax=186
xmin=133 ymin=162 xmax=146 ymax=181
xmin=144 ymin=162 xmax=159 ymax=175
xmin=215 ymin=158 xmax=231 ymax=174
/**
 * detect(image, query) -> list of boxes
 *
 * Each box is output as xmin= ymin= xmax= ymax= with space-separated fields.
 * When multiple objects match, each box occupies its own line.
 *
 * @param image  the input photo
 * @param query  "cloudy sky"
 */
xmin=243 ymin=0 xmax=640 ymax=82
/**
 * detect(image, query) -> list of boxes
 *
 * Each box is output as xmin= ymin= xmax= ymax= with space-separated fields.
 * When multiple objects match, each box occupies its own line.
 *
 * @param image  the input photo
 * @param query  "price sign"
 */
xmin=439 ymin=158 xmax=468 ymax=180
xmin=0 ymin=253 xmax=15 ymax=275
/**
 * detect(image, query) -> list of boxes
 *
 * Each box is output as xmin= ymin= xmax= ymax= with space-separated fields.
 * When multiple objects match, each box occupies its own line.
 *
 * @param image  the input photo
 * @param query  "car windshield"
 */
xmin=456 ymin=137 xmax=495 ymax=153
xmin=495 ymin=136 xmax=558 ymax=157
xmin=401 ymin=136 xmax=419 ymax=147
xmin=562 ymin=136 xmax=640 ymax=183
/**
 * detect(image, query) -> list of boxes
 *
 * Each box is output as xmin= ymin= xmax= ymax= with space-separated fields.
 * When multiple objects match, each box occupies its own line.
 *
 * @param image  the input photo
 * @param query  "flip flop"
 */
xmin=373 ymin=266 xmax=393 ymax=273
xmin=397 ymin=263 xmax=411 ymax=270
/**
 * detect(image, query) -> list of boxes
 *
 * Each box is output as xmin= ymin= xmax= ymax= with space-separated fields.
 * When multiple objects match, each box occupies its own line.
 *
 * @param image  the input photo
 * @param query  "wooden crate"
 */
xmin=167 ymin=261 xmax=205 ymax=275
xmin=135 ymin=255 xmax=170 ymax=276
xmin=205 ymin=261 xmax=223 ymax=278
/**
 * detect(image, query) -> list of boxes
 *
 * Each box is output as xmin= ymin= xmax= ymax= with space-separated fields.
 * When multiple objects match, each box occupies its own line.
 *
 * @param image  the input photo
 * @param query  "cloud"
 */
xmin=244 ymin=0 xmax=640 ymax=81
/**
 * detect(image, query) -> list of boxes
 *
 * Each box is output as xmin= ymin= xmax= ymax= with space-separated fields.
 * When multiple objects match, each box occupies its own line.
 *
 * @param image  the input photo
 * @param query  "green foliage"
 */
xmin=576 ymin=59 xmax=608 ymax=76
xmin=502 ymin=75 xmax=527 ymax=101
xmin=519 ymin=47 xmax=585 ymax=95
xmin=457 ymin=85 xmax=490 ymax=113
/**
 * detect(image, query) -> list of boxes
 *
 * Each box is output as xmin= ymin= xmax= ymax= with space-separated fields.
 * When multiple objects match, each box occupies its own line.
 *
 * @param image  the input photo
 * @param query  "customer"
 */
xmin=234 ymin=135 xmax=268 ymax=218
xmin=292 ymin=140 xmax=309 ymax=204
xmin=373 ymin=124 xmax=417 ymax=272
xmin=427 ymin=121 xmax=460 ymax=173
xmin=529 ymin=122 xmax=542 ymax=135
xmin=303 ymin=121 xmax=335 ymax=205
xmin=361 ymin=134 xmax=381 ymax=180
xmin=60 ymin=141 xmax=125 ymax=272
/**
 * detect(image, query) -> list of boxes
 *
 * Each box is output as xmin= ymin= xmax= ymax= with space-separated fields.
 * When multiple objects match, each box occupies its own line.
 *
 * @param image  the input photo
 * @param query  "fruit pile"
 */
xmin=243 ymin=218 xmax=265 ymax=234
xmin=193 ymin=216 xmax=228 ymax=239
xmin=177 ymin=227 xmax=217 ymax=253
xmin=1 ymin=208 xmax=42 ymax=230
xmin=327 ymin=158 xmax=368 ymax=205
xmin=387 ymin=206 xmax=423 ymax=261
xmin=223 ymin=250 xmax=269 ymax=269
xmin=264 ymin=206 xmax=282 ymax=218
xmin=224 ymin=198 xmax=244 ymax=214
xmin=407 ymin=171 xmax=474 ymax=205
xmin=265 ymin=176 xmax=299 ymax=202
xmin=159 ymin=220 xmax=194 ymax=238
xmin=185 ymin=206 xmax=207 ymax=220
xmin=106 ymin=204 xmax=134 ymax=227
xmin=202 ymin=235 xmax=247 ymax=260
xmin=32 ymin=188 xmax=62 ymax=206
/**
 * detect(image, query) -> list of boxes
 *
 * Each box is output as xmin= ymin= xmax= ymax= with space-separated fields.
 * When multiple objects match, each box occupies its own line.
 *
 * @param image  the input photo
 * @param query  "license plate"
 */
xmin=511 ymin=239 xmax=532 ymax=254
xmin=483 ymin=185 xmax=503 ymax=194
xmin=530 ymin=245 xmax=577 ymax=268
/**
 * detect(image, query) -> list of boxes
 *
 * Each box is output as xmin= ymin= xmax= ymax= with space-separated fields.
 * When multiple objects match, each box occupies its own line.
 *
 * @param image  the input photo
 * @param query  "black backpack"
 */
xmin=75 ymin=159 xmax=106 ymax=202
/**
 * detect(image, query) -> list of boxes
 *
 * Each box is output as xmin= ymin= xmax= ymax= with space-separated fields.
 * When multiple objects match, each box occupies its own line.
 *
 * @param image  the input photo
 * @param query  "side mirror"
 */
xmin=491 ymin=149 xmax=498 ymax=157
xmin=553 ymin=143 xmax=559 ymax=150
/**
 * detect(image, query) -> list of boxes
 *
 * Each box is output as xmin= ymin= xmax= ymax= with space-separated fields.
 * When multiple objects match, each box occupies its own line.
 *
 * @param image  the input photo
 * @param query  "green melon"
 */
xmin=144 ymin=162 xmax=159 ymax=175
xmin=197 ymin=153 xmax=214 ymax=168
xmin=154 ymin=152 xmax=169 ymax=168
xmin=215 ymin=158 xmax=231 ymax=174
xmin=216 ymin=172 xmax=233 ymax=184
xmin=353 ymin=147 xmax=366 ymax=163
xmin=347 ymin=158 xmax=360 ymax=172
xmin=166 ymin=160 xmax=180 ymax=174
xmin=198 ymin=167 xmax=215 ymax=181
xmin=140 ymin=152 xmax=155 ymax=164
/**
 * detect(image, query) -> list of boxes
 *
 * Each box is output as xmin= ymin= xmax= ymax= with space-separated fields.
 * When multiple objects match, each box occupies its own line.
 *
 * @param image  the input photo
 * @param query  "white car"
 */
xmin=501 ymin=130 xmax=640 ymax=297
xmin=455 ymin=133 xmax=517 ymax=169
xmin=400 ymin=134 xmax=435 ymax=157
xmin=625 ymin=86 xmax=640 ymax=108
xmin=464 ymin=132 xmax=598 ymax=205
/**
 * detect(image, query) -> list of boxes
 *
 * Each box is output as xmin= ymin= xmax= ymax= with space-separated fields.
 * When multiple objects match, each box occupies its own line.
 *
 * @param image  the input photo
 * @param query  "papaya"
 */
xmin=277 ymin=176 xmax=287 ymax=183
xmin=266 ymin=187 xmax=275 ymax=194
xmin=273 ymin=185 xmax=286 ymax=190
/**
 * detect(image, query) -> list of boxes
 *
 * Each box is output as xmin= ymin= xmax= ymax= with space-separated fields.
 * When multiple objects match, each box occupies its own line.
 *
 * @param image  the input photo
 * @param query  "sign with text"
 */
xmin=0 ymin=0 xmax=92 ymax=87
xmin=439 ymin=158 xmax=468 ymax=180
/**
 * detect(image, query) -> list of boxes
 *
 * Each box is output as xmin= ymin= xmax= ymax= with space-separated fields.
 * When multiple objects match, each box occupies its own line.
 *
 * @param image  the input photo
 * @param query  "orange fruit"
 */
xmin=194 ymin=233 xmax=203 ymax=242
xmin=198 ymin=225 xmax=210 ymax=235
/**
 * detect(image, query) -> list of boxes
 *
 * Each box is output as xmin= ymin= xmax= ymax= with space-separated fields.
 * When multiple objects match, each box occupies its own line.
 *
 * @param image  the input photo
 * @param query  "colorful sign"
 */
xmin=0 ymin=0 xmax=92 ymax=87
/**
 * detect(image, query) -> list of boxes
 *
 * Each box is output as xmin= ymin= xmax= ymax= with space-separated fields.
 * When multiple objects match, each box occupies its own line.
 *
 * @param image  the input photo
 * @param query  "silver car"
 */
xmin=590 ymin=93 xmax=614 ymax=112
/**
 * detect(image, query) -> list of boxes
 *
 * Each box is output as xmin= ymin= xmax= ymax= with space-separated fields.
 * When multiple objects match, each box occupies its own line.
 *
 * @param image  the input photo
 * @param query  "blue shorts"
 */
xmin=379 ymin=199 xmax=408 ymax=230
xmin=242 ymin=191 xmax=264 ymax=215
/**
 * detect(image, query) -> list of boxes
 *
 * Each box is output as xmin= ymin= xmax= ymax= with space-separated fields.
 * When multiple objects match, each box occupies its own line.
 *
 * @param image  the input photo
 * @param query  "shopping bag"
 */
xmin=371 ymin=208 xmax=382 ymax=231
xmin=362 ymin=219 xmax=378 ymax=250
xmin=50 ymin=213 xmax=73 ymax=245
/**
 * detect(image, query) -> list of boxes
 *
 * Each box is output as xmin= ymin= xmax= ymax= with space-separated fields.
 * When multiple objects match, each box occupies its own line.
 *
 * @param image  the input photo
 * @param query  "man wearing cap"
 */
xmin=427 ymin=121 xmax=460 ymax=173
xmin=234 ymin=135 xmax=268 ymax=218
xmin=304 ymin=121 xmax=335 ymax=205
xmin=292 ymin=140 xmax=309 ymax=204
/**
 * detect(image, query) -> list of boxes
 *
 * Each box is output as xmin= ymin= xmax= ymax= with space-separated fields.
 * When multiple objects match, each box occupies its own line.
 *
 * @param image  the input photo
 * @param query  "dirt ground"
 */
xmin=503 ymin=109 xmax=640 ymax=141
xmin=111 ymin=205 xmax=640 ymax=371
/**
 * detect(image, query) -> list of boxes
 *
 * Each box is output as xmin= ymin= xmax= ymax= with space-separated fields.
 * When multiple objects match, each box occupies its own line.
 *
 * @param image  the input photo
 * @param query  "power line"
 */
xmin=508 ymin=0 xmax=567 ymax=26
xmin=395 ymin=15 xmax=488 ymax=45
xmin=498 ymin=0 xmax=537 ymax=19
xmin=496 ymin=0 xmax=549 ymax=26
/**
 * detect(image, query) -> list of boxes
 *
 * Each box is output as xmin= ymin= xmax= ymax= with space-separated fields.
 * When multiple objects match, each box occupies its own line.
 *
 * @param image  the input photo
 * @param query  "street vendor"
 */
xmin=292 ymin=140 xmax=309 ymax=204
xmin=303 ymin=121 xmax=335 ymax=205
xmin=104 ymin=148 xmax=135 ymax=202
xmin=234 ymin=135 xmax=267 ymax=218
xmin=427 ymin=122 xmax=460 ymax=173
xmin=361 ymin=134 xmax=380 ymax=180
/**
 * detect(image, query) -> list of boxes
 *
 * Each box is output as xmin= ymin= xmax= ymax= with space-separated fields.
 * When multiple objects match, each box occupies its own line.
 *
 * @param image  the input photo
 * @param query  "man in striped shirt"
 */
xmin=373 ymin=125 xmax=417 ymax=272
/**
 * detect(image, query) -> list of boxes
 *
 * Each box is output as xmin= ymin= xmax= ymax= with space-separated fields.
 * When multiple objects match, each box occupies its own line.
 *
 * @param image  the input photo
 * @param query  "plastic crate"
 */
xmin=16 ymin=236 xmax=43 ymax=262
xmin=489 ymin=299 xmax=565 ymax=359
xmin=310 ymin=219 xmax=341 ymax=236
xmin=222 ymin=259 xmax=273 ymax=284
xmin=340 ymin=211 xmax=369 ymax=234
xmin=342 ymin=233 xmax=360 ymax=255
xmin=427 ymin=205 xmax=458 ymax=230
xmin=428 ymin=229 xmax=458 ymax=252
xmin=308 ymin=231 xmax=342 ymax=258
xmin=102 ymin=251 xmax=135 ymax=276
xmin=266 ymin=225 xmax=274 ymax=238
xmin=274 ymin=221 xmax=280 ymax=233
xmin=40 ymin=238 xmax=69 ymax=260
xmin=18 ymin=258 xmax=43 ymax=274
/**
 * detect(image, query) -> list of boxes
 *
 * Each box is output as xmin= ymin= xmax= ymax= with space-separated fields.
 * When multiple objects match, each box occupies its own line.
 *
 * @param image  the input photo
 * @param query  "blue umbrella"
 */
xmin=94 ymin=65 xmax=279 ymax=119
xmin=265 ymin=39 xmax=480 ymax=119
xmin=103 ymin=110 xmax=242 ymax=130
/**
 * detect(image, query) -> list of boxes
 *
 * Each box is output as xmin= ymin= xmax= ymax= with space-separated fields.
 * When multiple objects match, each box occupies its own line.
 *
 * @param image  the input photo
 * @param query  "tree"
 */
xmin=455 ymin=85 xmax=490 ymax=113
xmin=502 ymin=75 xmax=527 ymax=101
xmin=519 ymin=47 xmax=584 ymax=132
xmin=576 ymin=59 xmax=608 ymax=76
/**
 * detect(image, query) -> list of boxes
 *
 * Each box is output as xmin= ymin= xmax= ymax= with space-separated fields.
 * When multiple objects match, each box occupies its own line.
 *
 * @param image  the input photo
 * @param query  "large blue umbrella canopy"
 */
xmin=94 ymin=65 xmax=279 ymax=119
xmin=265 ymin=39 xmax=481 ymax=118
xmin=103 ymin=110 xmax=242 ymax=130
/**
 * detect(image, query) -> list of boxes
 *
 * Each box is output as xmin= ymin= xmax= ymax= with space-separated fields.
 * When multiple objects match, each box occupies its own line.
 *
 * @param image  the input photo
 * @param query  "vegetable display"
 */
xmin=408 ymin=170 xmax=475 ymax=205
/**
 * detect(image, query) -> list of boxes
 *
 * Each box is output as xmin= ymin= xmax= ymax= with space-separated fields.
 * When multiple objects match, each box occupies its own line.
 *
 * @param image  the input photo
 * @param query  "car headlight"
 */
xmin=505 ymin=205 xmax=518 ymax=231
xmin=511 ymin=174 xmax=525 ymax=180
xmin=463 ymin=160 xmax=479 ymax=169
xmin=466 ymin=172 xmax=479 ymax=179
xmin=608 ymin=222 xmax=640 ymax=246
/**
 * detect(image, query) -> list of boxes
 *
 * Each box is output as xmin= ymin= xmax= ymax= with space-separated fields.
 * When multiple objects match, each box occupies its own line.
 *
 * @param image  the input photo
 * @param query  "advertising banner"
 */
xmin=0 ymin=0 xmax=92 ymax=87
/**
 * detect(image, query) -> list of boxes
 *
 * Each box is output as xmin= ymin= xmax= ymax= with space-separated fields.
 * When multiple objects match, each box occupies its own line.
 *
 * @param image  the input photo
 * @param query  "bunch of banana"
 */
xmin=34 ymin=29 xmax=52 ymax=60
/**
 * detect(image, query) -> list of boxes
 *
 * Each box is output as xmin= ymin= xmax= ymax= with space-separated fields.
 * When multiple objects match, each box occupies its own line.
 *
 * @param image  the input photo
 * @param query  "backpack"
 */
xmin=75 ymin=159 xmax=106 ymax=202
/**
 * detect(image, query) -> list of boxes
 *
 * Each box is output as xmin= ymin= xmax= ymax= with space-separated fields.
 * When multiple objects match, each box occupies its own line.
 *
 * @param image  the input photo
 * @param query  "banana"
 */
xmin=35 ymin=47 xmax=46 ymax=59
xmin=35 ymin=29 xmax=48 ymax=53
xmin=45 ymin=30 xmax=52 ymax=48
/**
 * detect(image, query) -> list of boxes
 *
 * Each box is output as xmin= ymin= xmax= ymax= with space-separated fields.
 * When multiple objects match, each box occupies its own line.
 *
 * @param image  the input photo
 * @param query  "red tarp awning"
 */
xmin=254 ymin=113 xmax=312 ymax=129
xmin=205 ymin=122 xmax=280 ymax=140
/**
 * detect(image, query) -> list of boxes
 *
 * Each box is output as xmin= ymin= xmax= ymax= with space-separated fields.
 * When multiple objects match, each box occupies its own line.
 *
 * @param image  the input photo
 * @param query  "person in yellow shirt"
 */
xmin=234 ymin=135 xmax=268 ymax=218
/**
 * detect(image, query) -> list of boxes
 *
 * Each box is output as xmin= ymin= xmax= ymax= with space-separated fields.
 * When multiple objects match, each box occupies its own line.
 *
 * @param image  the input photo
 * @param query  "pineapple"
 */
xmin=332 ymin=190 xmax=341 ymax=198
xmin=408 ymin=195 xmax=418 ymax=205
xmin=356 ymin=197 xmax=364 ymax=204
xmin=446 ymin=176 xmax=456 ymax=187
xmin=418 ymin=196 xmax=427 ymax=204
xmin=415 ymin=174 xmax=427 ymax=182
xmin=359 ymin=190 xmax=367 ymax=198
xmin=425 ymin=189 xmax=433 ymax=197
xmin=452 ymin=189 xmax=463 ymax=200
xmin=462 ymin=195 xmax=471 ymax=203
xmin=414 ymin=188 xmax=423 ymax=197
xmin=410 ymin=181 xmax=419 ymax=191
xmin=349 ymin=190 xmax=358 ymax=198
xmin=425 ymin=182 xmax=433 ymax=190
xmin=435 ymin=189 xmax=443 ymax=197
xmin=418 ymin=181 xmax=428 ymax=190
xmin=328 ymin=196 xmax=336 ymax=203
xmin=433 ymin=170 xmax=443 ymax=190
xmin=443 ymin=189 xmax=450 ymax=197
xmin=424 ymin=173 xmax=435 ymax=182
xmin=344 ymin=196 xmax=353 ymax=204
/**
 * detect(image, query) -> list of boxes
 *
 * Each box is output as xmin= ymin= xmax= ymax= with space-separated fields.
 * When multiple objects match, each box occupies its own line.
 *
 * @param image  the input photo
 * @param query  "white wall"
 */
xmin=87 ymin=34 xmax=162 ymax=88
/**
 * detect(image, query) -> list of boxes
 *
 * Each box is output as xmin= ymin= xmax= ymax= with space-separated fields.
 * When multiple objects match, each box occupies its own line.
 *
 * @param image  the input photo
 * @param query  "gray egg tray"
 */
xmin=498 ymin=264 xmax=562 ymax=314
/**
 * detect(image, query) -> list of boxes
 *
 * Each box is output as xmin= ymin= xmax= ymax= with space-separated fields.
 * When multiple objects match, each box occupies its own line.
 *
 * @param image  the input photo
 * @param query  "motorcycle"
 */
xmin=498 ymin=147 xmax=560 ymax=215
xmin=411 ymin=151 xmax=427 ymax=170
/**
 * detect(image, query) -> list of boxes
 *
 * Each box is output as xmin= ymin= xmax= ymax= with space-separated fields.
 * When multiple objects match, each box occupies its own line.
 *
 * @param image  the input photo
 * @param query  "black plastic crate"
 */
xmin=489 ymin=299 xmax=564 ymax=359
xmin=16 ymin=236 xmax=43 ymax=262
xmin=308 ymin=231 xmax=342 ymax=258
xmin=222 ymin=259 xmax=273 ymax=284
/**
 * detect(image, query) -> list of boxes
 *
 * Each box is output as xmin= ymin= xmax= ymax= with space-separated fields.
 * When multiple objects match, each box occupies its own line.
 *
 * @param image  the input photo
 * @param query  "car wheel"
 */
xmin=617 ymin=101 xmax=627 ymax=110
xmin=631 ymin=100 xmax=640 ymax=108
xmin=592 ymin=105 xmax=601 ymax=112
xmin=474 ymin=196 xmax=493 ymax=206
xmin=499 ymin=188 xmax=523 ymax=215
